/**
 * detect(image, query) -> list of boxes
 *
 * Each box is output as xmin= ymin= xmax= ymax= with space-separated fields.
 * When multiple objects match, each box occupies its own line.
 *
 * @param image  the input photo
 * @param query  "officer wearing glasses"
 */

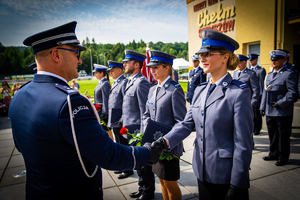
xmin=9 ymin=21 xmax=163 ymax=200
xmin=260 ymin=50 xmax=298 ymax=166
xmin=152 ymin=29 xmax=253 ymax=200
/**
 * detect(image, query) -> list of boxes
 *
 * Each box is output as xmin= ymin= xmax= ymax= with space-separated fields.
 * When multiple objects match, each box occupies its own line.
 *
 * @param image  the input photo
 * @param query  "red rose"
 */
xmin=94 ymin=104 xmax=101 ymax=112
xmin=120 ymin=126 xmax=128 ymax=136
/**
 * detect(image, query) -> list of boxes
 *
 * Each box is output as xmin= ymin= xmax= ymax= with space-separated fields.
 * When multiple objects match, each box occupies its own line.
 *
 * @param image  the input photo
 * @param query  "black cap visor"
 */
xmin=196 ymin=45 xmax=227 ymax=54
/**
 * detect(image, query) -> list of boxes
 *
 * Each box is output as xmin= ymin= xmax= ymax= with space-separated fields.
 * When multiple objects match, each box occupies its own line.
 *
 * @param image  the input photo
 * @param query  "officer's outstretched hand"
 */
xmin=225 ymin=184 xmax=243 ymax=200
xmin=100 ymin=113 xmax=108 ymax=120
xmin=144 ymin=137 xmax=168 ymax=165
xmin=271 ymin=102 xmax=280 ymax=108
xmin=260 ymin=110 xmax=265 ymax=117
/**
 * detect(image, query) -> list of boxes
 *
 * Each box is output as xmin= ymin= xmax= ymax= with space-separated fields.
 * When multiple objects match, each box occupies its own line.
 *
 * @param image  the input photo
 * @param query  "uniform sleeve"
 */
xmin=259 ymin=69 xmax=266 ymax=97
xmin=141 ymin=89 xmax=152 ymax=133
xmin=172 ymin=86 xmax=187 ymax=123
xmin=58 ymin=95 xmax=149 ymax=171
xmin=250 ymin=73 xmax=260 ymax=107
xmin=277 ymin=72 xmax=298 ymax=109
xmin=231 ymin=87 xmax=253 ymax=188
xmin=137 ymin=79 xmax=150 ymax=125
xmin=101 ymin=82 xmax=111 ymax=114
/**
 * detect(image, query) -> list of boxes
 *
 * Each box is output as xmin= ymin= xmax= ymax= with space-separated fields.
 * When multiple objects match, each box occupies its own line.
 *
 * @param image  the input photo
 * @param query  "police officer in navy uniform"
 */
xmin=152 ymin=29 xmax=253 ymax=200
xmin=8 ymin=21 xmax=163 ymax=200
xmin=93 ymin=64 xmax=113 ymax=140
xmin=186 ymin=54 xmax=206 ymax=104
xmin=142 ymin=50 xmax=186 ymax=200
xmin=279 ymin=49 xmax=299 ymax=81
xmin=107 ymin=60 xmax=131 ymax=175
xmin=260 ymin=50 xmax=298 ymax=166
xmin=121 ymin=50 xmax=153 ymax=199
xmin=248 ymin=54 xmax=266 ymax=135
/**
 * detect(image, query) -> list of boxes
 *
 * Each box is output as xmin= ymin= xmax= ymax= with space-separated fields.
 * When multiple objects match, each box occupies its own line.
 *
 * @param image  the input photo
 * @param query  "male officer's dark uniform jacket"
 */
xmin=187 ymin=66 xmax=206 ymax=103
xmin=233 ymin=68 xmax=260 ymax=107
xmin=94 ymin=77 xmax=111 ymax=116
xmin=251 ymin=65 xmax=266 ymax=98
xmin=122 ymin=72 xmax=150 ymax=131
xmin=108 ymin=75 xmax=128 ymax=128
xmin=9 ymin=74 xmax=149 ymax=199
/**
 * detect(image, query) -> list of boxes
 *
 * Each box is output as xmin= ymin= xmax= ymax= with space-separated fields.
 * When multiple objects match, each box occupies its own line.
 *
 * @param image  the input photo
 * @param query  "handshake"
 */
xmin=144 ymin=137 xmax=168 ymax=165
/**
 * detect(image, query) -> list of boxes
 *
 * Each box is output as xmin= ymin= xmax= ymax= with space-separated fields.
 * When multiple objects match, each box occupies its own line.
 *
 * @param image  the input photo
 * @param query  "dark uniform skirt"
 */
xmin=152 ymin=157 xmax=180 ymax=181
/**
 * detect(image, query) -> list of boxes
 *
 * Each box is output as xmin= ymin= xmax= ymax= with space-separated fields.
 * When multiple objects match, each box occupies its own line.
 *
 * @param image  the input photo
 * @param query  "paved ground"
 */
xmin=1 ymin=101 xmax=300 ymax=200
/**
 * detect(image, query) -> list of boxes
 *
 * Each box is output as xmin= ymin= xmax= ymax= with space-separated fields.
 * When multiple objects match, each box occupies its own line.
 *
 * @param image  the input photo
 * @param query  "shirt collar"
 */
xmin=210 ymin=73 xmax=228 ymax=85
xmin=158 ymin=76 xmax=171 ymax=87
xmin=239 ymin=67 xmax=247 ymax=73
xmin=37 ymin=71 xmax=68 ymax=85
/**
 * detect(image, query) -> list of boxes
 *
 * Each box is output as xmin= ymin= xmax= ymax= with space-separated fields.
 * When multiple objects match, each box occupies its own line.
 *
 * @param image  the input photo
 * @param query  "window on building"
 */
xmin=247 ymin=43 xmax=260 ymax=68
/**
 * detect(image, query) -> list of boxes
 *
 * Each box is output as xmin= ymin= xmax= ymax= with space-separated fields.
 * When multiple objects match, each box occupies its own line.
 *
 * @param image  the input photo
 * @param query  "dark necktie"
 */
xmin=273 ymin=72 xmax=277 ymax=78
xmin=238 ymin=72 xmax=241 ymax=77
xmin=156 ymin=86 xmax=161 ymax=96
xmin=206 ymin=84 xmax=216 ymax=101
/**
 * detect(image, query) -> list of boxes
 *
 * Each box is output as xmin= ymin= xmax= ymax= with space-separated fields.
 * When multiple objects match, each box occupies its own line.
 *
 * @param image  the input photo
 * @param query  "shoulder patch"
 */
xmin=231 ymin=80 xmax=248 ymax=89
xmin=55 ymin=83 xmax=79 ymax=96
xmin=19 ymin=81 xmax=31 ymax=90
xmin=170 ymin=80 xmax=180 ymax=88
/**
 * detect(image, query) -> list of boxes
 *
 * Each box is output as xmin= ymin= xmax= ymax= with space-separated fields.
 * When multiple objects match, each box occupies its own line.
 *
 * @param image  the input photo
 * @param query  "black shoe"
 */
xmin=263 ymin=156 xmax=277 ymax=161
xmin=114 ymin=171 xmax=122 ymax=174
xmin=118 ymin=171 xmax=133 ymax=179
xmin=253 ymin=131 xmax=260 ymax=135
xmin=275 ymin=160 xmax=288 ymax=166
xmin=129 ymin=191 xmax=142 ymax=198
xmin=136 ymin=194 xmax=154 ymax=200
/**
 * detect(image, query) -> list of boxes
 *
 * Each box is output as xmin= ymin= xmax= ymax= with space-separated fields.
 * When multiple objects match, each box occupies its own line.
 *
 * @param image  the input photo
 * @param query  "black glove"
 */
xmin=144 ymin=142 xmax=164 ymax=165
xmin=186 ymin=97 xmax=189 ymax=103
xmin=152 ymin=137 xmax=169 ymax=152
xmin=260 ymin=110 xmax=265 ymax=117
xmin=225 ymin=184 xmax=243 ymax=200
xmin=100 ymin=113 xmax=108 ymax=120
xmin=271 ymin=102 xmax=281 ymax=108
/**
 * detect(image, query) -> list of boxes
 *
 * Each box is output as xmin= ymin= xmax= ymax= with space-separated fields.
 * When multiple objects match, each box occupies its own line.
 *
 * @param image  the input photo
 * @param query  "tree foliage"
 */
xmin=0 ymin=39 xmax=188 ymax=75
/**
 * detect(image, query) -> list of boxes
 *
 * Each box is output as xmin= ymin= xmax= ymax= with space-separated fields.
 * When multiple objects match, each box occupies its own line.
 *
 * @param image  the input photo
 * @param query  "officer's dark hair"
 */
xmin=162 ymin=63 xmax=174 ymax=81
xmin=218 ymin=49 xmax=239 ymax=71
xmin=133 ymin=60 xmax=144 ymax=70
xmin=97 ymin=70 xmax=110 ymax=85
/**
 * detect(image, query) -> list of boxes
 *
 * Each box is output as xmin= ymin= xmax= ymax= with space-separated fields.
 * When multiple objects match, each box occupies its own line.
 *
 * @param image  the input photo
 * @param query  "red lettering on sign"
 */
xmin=199 ymin=19 xmax=235 ymax=37
xmin=208 ymin=0 xmax=218 ymax=6
xmin=194 ymin=1 xmax=207 ymax=12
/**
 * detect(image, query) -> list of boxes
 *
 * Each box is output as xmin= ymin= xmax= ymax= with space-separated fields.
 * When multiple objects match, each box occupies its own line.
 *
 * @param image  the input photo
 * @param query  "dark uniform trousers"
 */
xmin=137 ymin=165 xmax=155 ymax=197
xmin=198 ymin=180 xmax=249 ymax=200
xmin=266 ymin=115 xmax=292 ymax=161
xmin=253 ymin=99 xmax=263 ymax=134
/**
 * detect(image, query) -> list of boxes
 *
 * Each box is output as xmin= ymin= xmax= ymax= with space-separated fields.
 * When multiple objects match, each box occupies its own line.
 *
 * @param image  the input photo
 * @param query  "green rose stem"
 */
xmin=100 ymin=120 xmax=110 ymax=131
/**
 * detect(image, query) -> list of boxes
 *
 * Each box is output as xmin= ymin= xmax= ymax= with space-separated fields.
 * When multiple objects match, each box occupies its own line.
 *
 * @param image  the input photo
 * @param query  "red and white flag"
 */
xmin=142 ymin=48 xmax=154 ymax=83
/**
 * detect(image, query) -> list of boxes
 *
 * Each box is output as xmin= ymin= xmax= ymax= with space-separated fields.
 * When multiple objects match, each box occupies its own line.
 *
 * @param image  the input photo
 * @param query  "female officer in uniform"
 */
xmin=153 ymin=29 xmax=253 ymax=200
xmin=142 ymin=50 xmax=186 ymax=200
xmin=94 ymin=64 xmax=113 ymax=140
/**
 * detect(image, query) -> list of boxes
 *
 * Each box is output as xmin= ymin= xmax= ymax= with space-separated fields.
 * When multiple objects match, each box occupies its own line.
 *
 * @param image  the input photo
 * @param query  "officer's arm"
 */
xmin=58 ymin=95 xmax=149 ymax=170
xmin=250 ymin=73 xmax=260 ymax=107
xmin=231 ymin=87 xmax=253 ymax=188
xmin=101 ymin=82 xmax=110 ymax=115
xmin=277 ymin=72 xmax=298 ymax=109
xmin=137 ymin=79 xmax=150 ymax=122
xmin=172 ymin=86 xmax=187 ymax=123
xmin=141 ymin=91 xmax=152 ymax=133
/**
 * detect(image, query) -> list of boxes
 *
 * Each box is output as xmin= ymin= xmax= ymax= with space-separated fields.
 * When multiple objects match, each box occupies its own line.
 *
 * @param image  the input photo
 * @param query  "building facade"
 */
xmin=186 ymin=0 xmax=300 ymax=72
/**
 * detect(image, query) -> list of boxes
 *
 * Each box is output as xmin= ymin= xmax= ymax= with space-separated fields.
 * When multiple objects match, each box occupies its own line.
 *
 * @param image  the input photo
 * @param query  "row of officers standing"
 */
xmin=9 ymin=21 xmax=300 ymax=200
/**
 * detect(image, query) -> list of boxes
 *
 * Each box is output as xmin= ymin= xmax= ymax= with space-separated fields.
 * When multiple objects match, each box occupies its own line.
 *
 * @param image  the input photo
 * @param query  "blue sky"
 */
xmin=0 ymin=0 xmax=188 ymax=46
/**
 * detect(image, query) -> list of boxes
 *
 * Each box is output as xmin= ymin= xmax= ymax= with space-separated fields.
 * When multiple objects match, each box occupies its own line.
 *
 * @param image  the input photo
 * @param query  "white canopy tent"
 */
xmin=172 ymin=58 xmax=190 ymax=70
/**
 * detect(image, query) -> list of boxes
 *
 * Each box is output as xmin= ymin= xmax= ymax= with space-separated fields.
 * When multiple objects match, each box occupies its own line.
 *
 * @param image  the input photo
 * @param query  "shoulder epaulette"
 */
xmin=170 ymin=80 xmax=180 ymax=88
xmin=55 ymin=83 xmax=79 ymax=96
xmin=231 ymin=80 xmax=248 ymax=89
xmin=151 ymin=82 xmax=158 ymax=87
xmin=19 ymin=81 xmax=31 ymax=89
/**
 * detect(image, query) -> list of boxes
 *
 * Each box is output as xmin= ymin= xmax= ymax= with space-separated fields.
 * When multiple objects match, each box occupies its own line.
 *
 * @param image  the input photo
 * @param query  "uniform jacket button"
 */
xmin=200 ymin=125 xmax=203 ymax=128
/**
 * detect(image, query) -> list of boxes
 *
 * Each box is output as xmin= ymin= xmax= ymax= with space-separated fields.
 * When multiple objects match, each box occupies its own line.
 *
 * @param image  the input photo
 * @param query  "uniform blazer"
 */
xmin=173 ymin=68 xmax=179 ymax=82
xmin=107 ymin=75 xmax=128 ymax=128
xmin=164 ymin=73 xmax=253 ymax=188
xmin=187 ymin=66 xmax=206 ymax=103
xmin=251 ymin=65 xmax=266 ymax=97
xmin=142 ymin=78 xmax=186 ymax=157
xmin=233 ymin=68 xmax=260 ymax=107
xmin=94 ymin=78 xmax=111 ymax=115
xmin=122 ymin=72 xmax=150 ymax=130
xmin=9 ymin=75 xmax=149 ymax=199
xmin=260 ymin=67 xmax=298 ymax=117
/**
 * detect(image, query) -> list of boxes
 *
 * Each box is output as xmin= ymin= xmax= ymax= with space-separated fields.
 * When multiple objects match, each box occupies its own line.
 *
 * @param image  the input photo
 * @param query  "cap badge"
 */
xmin=272 ymin=51 xmax=276 ymax=55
